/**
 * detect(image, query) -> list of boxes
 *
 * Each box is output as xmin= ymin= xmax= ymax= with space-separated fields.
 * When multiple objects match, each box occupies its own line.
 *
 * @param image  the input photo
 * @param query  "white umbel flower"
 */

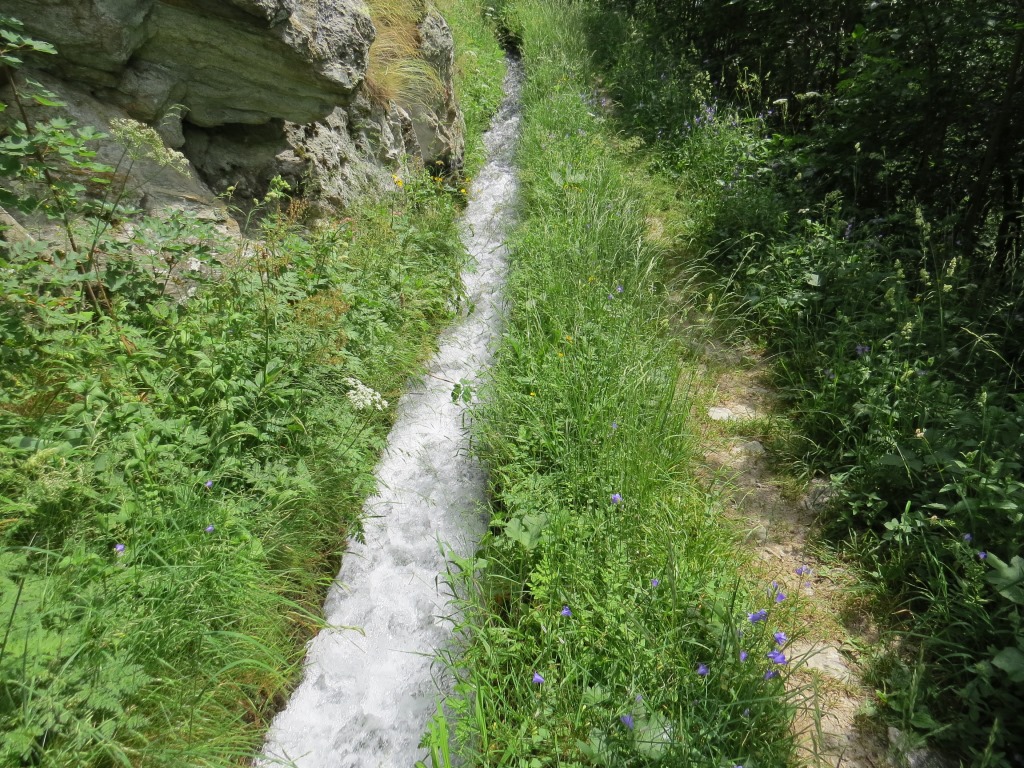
xmin=343 ymin=377 xmax=389 ymax=411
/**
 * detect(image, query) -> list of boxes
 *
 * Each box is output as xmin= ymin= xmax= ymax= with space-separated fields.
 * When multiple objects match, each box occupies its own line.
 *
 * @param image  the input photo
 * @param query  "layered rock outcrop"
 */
xmin=0 ymin=0 xmax=464 ymax=217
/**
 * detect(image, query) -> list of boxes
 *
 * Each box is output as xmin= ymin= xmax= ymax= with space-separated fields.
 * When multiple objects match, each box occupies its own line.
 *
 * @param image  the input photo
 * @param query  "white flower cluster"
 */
xmin=343 ymin=377 xmax=389 ymax=411
xmin=109 ymin=118 xmax=191 ymax=176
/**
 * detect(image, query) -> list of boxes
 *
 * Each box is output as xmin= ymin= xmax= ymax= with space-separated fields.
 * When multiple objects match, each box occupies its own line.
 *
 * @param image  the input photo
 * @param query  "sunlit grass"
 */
xmin=429 ymin=2 xmax=801 ymax=765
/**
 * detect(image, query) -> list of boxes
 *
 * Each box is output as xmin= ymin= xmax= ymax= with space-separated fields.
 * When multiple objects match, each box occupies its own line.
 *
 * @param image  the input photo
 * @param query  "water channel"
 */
xmin=259 ymin=58 xmax=522 ymax=768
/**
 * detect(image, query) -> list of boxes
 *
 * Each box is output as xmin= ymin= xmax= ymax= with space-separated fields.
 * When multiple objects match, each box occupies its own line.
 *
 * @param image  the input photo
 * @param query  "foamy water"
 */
xmin=258 ymin=59 xmax=522 ymax=768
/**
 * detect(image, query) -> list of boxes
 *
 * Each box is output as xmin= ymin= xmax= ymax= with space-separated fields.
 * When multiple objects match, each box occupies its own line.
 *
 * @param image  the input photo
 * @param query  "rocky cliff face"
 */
xmin=0 ymin=0 xmax=464 ymax=218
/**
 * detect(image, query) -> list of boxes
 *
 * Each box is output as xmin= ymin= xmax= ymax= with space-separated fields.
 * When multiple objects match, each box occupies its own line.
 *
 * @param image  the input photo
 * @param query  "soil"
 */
xmin=698 ymin=348 xmax=894 ymax=768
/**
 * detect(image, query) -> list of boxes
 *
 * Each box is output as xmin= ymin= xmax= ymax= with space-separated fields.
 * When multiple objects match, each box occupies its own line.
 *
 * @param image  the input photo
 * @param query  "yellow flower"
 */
xmin=530 ymin=391 xmax=536 ymax=397
xmin=564 ymin=335 xmax=573 ymax=343
xmin=557 ymin=352 xmax=564 ymax=358
xmin=460 ymin=188 xmax=467 ymax=195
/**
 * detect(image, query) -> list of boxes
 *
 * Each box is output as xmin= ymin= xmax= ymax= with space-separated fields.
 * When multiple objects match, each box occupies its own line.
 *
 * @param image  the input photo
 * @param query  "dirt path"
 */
xmin=698 ymin=348 xmax=892 ymax=768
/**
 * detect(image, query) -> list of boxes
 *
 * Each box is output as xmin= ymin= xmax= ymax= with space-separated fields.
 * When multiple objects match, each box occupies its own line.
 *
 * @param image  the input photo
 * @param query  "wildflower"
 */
xmin=978 ymin=551 xmax=988 ymax=560
xmin=110 ymin=117 xmax=190 ymax=175
xmin=205 ymin=524 xmax=215 ymax=533
xmin=774 ymin=631 xmax=787 ymax=645
xmin=607 ymin=293 xmax=614 ymax=300
xmin=697 ymin=663 xmax=709 ymax=677
xmin=532 ymin=672 xmax=545 ymax=684
xmin=530 ymin=392 xmax=536 ymax=397
xmin=611 ymin=493 xmax=622 ymax=504
xmin=651 ymin=578 xmax=660 ymax=587
xmin=611 ymin=421 xmax=618 ymax=430
xmin=767 ymin=650 xmax=788 ymax=665
xmin=795 ymin=565 xmax=810 ymax=576
xmin=459 ymin=188 xmax=467 ymax=195
xmin=855 ymin=344 xmax=871 ymax=357
xmin=620 ymin=714 xmax=635 ymax=729
xmin=823 ymin=368 xmax=835 ymax=380
xmin=616 ymin=284 xmax=624 ymax=293
xmin=204 ymin=480 xmax=214 ymax=489
xmin=392 ymin=175 xmax=404 ymax=188
xmin=739 ymin=651 xmax=748 ymax=662
xmin=114 ymin=543 xmax=125 ymax=555
xmin=343 ymin=377 xmax=389 ymax=411
xmin=742 ymin=708 xmax=751 ymax=718
xmin=764 ymin=670 xmax=778 ymax=680
xmin=775 ymin=591 xmax=787 ymax=603
xmin=561 ymin=605 xmax=572 ymax=617
xmin=915 ymin=428 xmax=925 ymax=438
xmin=963 ymin=533 xmax=973 ymax=543
xmin=771 ymin=580 xmax=778 ymax=591
xmin=748 ymin=609 xmax=768 ymax=623
xmin=565 ymin=335 xmax=573 ymax=342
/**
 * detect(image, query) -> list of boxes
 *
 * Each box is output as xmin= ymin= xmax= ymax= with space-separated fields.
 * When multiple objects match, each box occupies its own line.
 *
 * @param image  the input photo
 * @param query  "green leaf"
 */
xmin=634 ymin=711 xmax=672 ymax=759
xmin=503 ymin=513 xmax=547 ymax=551
xmin=30 ymin=93 xmax=63 ymax=107
xmin=991 ymin=647 xmax=1024 ymax=683
xmin=984 ymin=554 xmax=1024 ymax=604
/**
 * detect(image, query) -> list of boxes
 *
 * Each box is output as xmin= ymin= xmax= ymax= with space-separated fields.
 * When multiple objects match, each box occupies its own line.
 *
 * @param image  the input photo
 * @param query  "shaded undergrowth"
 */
xmin=582 ymin=2 xmax=1024 ymax=764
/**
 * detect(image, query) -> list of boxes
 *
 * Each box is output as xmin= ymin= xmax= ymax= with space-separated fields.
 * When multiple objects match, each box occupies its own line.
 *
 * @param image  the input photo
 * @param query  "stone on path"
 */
xmin=708 ymin=404 xmax=758 ymax=421
xmin=793 ymin=642 xmax=853 ymax=684
xmin=730 ymin=440 xmax=765 ymax=456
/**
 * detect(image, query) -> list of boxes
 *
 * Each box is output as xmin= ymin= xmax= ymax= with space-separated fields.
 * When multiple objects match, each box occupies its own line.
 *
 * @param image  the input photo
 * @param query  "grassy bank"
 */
xmin=584 ymin=3 xmax=1024 ymax=763
xmin=0 ymin=6 xmax=505 ymax=765
xmin=435 ymin=2 xmax=800 ymax=765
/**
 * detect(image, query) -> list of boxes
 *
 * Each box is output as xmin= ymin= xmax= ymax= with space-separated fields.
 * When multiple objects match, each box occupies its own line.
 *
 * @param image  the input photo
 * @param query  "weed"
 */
xmin=365 ymin=0 xmax=443 ymax=111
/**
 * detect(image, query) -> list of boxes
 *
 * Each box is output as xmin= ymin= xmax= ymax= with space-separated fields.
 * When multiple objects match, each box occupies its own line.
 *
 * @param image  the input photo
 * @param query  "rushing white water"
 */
xmin=259 ymin=60 xmax=522 ymax=768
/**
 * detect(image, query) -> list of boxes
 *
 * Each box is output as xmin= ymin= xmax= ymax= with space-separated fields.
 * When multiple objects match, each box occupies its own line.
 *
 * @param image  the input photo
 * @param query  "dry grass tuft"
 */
xmin=364 ymin=0 xmax=442 ymax=110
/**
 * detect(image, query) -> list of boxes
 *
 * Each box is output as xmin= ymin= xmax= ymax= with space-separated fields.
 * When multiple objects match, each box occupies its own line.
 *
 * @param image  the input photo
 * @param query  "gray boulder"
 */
xmin=0 ymin=0 xmax=466 ymax=210
xmin=7 ymin=0 xmax=373 ymax=126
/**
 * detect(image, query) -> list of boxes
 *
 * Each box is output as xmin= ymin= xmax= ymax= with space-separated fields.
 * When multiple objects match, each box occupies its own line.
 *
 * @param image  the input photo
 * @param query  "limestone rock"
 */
xmin=411 ymin=9 xmax=465 ymax=167
xmin=0 ymin=0 xmax=467 ymax=209
xmin=708 ymin=404 xmax=757 ymax=421
xmin=730 ymin=440 xmax=765 ymax=456
xmin=0 ymin=73 xmax=234 ymax=230
xmin=6 ymin=0 xmax=373 ymax=126
xmin=793 ymin=642 xmax=852 ymax=684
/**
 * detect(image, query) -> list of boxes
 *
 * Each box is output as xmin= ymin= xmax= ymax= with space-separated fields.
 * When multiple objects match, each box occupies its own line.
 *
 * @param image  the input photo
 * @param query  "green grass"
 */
xmin=432 ymin=2 xmax=800 ymax=765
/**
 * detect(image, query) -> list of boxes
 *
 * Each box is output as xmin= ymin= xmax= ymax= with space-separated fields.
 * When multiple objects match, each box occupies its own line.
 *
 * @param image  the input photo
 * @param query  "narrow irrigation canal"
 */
xmin=259 ymin=60 xmax=522 ymax=768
